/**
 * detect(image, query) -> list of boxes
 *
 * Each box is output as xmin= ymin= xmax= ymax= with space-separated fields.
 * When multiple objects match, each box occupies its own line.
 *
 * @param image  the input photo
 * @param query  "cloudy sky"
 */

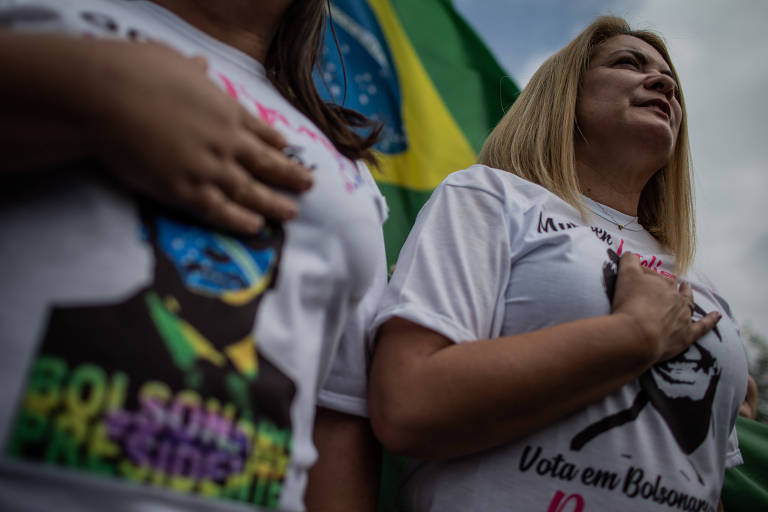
xmin=453 ymin=0 xmax=768 ymax=343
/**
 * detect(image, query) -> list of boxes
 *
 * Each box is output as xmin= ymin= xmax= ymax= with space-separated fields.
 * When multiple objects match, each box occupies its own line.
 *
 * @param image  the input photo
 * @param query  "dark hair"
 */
xmin=265 ymin=0 xmax=381 ymax=164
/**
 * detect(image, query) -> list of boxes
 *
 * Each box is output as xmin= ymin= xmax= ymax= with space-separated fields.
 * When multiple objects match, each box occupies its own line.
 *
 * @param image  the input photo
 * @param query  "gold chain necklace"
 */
xmin=592 ymin=201 xmax=639 ymax=231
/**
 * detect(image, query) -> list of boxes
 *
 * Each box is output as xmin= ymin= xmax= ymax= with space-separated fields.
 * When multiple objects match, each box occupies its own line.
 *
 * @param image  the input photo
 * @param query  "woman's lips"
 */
xmin=637 ymin=99 xmax=671 ymax=119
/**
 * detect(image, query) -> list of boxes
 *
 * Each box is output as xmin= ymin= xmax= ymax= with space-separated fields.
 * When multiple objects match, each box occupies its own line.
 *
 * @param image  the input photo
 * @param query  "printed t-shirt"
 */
xmin=0 ymin=1 xmax=388 ymax=511
xmin=373 ymin=165 xmax=747 ymax=512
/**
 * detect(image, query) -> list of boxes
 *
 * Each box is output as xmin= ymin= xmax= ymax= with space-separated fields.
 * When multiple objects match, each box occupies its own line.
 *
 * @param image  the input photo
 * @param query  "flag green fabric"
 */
xmin=318 ymin=0 xmax=519 ymax=267
xmin=722 ymin=417 xmax=768 ymax=512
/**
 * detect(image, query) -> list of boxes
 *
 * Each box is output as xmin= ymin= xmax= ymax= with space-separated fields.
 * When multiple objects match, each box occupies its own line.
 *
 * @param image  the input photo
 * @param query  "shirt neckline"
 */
xmin=582 ymin=195 xmax=645 ymax=232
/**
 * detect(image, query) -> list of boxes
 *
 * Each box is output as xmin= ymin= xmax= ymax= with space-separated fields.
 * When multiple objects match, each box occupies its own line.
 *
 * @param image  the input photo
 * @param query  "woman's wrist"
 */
xmin=610 ymin=311 xmax=661 ymax=369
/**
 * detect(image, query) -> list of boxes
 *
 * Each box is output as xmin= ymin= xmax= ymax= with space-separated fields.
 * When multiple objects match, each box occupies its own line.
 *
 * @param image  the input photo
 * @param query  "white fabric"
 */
xmin=373 ymin=165 xmax=748 ymax=512
xmin=0 ymin=1 xmax=387 ymax=511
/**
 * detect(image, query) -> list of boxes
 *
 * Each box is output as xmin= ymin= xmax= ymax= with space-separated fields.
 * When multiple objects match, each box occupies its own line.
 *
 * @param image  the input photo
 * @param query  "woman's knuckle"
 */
xmin=222 ymin=164 xmax=244 ymax=191
xmin=249 ymin=180 xmax=269 ymax=202
xmin=168 ymin=178 xmax=190 ymax=200
xmin=253 ymin=147 xmax=278 ymax=173
xmin=198 ymin=186 xmax=221 ymax=213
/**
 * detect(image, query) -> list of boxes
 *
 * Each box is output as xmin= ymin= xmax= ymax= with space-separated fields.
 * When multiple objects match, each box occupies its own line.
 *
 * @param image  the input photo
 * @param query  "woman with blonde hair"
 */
xmin=370 ymin=16 xmax=747 ymax=511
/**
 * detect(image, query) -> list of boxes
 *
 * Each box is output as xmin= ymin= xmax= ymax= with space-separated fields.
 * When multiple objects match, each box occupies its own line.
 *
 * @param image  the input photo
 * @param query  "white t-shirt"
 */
xmin=0 ymin=1 xmax=387 ymax=511
xmin=373 ymin=165 xmax=747 ymax=512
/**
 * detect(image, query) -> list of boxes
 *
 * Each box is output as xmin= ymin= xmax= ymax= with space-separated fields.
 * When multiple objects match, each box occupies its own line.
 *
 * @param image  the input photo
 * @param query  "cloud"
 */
xmin=626 ymin=0 xmax=768 ymax=338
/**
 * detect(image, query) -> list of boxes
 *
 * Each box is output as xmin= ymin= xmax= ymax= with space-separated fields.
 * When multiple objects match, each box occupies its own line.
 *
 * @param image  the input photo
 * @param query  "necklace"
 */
xmin=584 ymin=197 xmax=640 ymax=231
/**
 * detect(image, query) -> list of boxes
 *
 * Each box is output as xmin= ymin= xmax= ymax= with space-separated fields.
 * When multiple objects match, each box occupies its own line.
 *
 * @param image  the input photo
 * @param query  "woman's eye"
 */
xmin=616 ymin=56 xmax=639 ymax=68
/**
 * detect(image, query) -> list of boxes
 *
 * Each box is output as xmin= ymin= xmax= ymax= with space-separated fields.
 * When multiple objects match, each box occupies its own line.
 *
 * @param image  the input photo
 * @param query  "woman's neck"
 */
xmin=150 ymin=0 xmax=293 ymax=62
xmin=577 ymin=165 xmax=643 ymax=216
xmin=574 ymin=127 xmax=671 ymax=216
xmin=575 ymin=151 xmax=662 ymax=216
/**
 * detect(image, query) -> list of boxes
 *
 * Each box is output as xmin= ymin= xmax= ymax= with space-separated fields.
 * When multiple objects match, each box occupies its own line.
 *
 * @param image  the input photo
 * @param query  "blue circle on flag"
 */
xmin=316 ymin=0 xmax=407 ymax=154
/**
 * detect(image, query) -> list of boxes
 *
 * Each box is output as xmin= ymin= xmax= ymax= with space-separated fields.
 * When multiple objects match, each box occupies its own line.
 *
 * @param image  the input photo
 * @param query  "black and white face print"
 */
xmin=572 ymin=248 xmax=722 ymax=460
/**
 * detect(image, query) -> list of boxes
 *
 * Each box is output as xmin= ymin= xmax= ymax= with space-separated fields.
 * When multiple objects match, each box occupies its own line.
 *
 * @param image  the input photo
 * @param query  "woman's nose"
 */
xmin=646 ymin=72 xmax=677 ymax=99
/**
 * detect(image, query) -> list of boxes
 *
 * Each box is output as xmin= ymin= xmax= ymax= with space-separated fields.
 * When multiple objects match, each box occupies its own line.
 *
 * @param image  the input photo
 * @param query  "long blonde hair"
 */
xmin=478 ymin=16 xmax=694 ymax=272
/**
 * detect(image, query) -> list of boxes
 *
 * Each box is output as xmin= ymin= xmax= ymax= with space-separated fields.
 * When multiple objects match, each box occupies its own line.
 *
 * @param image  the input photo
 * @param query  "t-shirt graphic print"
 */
xmin=6 ymin=206 xmax=295 ymax=509
xmin=572 ymin=246 xmax=723 ymax=479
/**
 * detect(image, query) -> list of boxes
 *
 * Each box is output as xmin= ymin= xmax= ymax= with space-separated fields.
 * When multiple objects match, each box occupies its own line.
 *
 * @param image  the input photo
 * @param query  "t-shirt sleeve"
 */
xmin=316 ymin=162 xmax=388 ymax=417
xmin=372 ymin=169 xmax=512 ymax=343
xmin=725 ymin=423 xmax=744 ymax=469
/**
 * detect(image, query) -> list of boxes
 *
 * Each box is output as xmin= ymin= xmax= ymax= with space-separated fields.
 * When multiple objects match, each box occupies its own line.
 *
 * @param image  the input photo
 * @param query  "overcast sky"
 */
xmin=453 ymin=0 xmax=768 ymax=344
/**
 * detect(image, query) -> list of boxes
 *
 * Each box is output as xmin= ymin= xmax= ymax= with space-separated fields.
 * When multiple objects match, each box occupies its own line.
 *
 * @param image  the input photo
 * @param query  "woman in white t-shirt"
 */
xmin=0 ymin=1 xmax=385 ymax=511
xmin=370 ymin=16 xmax=747 ymax=512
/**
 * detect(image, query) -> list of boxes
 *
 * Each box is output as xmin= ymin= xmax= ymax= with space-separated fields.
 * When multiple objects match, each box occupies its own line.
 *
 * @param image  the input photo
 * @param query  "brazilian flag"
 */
xmin=317 ymin=0 xmax=519 ymax=268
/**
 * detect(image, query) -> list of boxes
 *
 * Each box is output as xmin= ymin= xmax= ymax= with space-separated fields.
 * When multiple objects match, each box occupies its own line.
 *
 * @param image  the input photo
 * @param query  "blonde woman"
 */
xmin=370 ymin=17 xmax=747 ymax=511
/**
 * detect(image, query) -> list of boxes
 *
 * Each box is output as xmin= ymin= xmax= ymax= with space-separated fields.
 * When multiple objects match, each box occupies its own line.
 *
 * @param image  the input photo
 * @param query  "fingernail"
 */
xmin=283 ymin=145 xmax=303 ymax=161
xmin=243 ymin=220 xmax=263 ymax=236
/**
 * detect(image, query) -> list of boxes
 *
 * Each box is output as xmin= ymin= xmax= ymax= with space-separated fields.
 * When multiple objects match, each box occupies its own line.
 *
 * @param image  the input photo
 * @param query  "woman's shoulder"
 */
xmin=440 ymin=164 xmax=563 ymax=211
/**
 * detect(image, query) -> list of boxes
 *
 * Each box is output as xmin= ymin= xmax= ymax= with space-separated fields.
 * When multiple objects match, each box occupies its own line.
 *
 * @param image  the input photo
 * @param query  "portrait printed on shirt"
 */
xmin=6 ymin=205 xmax=296 ymax=509
xmin=572 ymin=248 xmax=722 ymax=471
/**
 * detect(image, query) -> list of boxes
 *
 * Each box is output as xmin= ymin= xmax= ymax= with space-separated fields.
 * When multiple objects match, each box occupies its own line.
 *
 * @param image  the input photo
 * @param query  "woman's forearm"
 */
xmin=307 ymin=408 xmax=381 ymax=511
xmin=0 ymin=32 xmax=109 ymax=173
xmin=369 ymin=314 xmax=653 ymax=459
xmin=369 ymin=249 xmax=721 ymax=460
